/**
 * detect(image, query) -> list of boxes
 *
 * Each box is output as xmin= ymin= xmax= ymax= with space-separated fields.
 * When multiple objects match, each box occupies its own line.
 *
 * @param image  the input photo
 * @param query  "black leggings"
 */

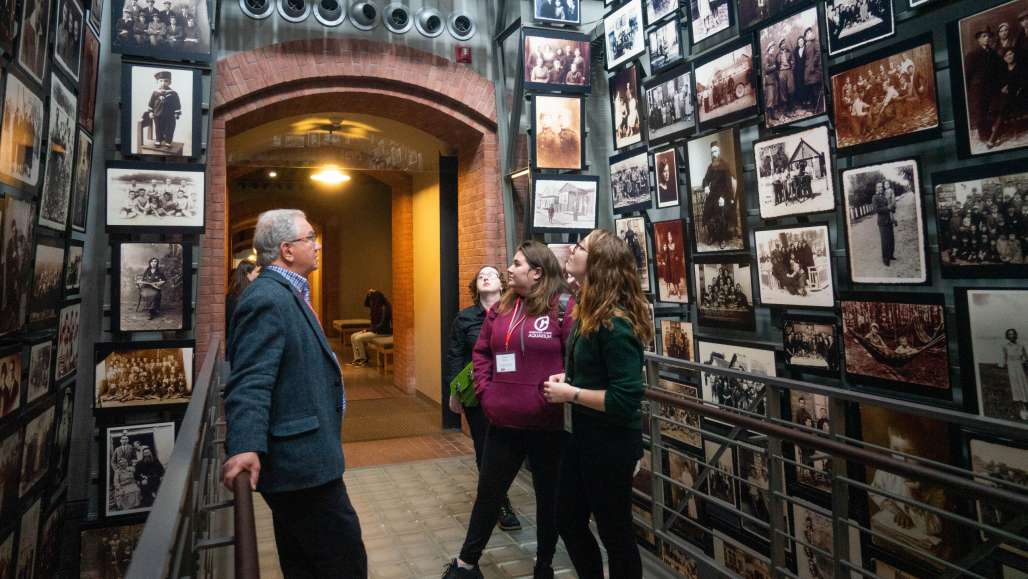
xmin=458 ymin=426 xmax=564 ymax=566
xmin=557 ymin=419 xmax=643 ymax=579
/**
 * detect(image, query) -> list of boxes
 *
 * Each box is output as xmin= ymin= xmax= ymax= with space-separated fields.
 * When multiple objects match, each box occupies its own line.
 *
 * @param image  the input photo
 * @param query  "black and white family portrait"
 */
xmin=28 ymin=237 xmax=65 ymax=326
xmin=784 ymin=317 xmax=840 ymax=374
xmin=1 ymin=197 xmax=36 ymax=337
xmin=698 ymin=340 xmax=775 ymax=418
xmin=754 ymin=125 xmax=835 ymax=219
xmin=112 ymin=0 xmax=212 ymax=60
xmin=534 ymin=0 xmax=579 ymax=25
xmin=609 ymin=149 xmax=651 ymax=214
xmin=106 ymin=422 xmax=175 ymax=517
xmin=115 ymin=242 xmax=189 ymax=332
xmin=0 ymin=74 xmax=45 ymax=190
xmin=610 ymin=66 xmax=644 ymax=150
xmin=688 ymin=129 xmax=745 ymax=252
xmin=615 ymin=216 xmax=651 ymax=291
xmin=648 ymin=18 xmax=682 ymax=71
xmin=532 ymin=175 xmax=598 ymax=232
xmin=653 ymin=219 xmax=688 ymax=303
xmin=824 ymin=0 xmax=895 ymax=55
xmin=695 ymin=43 xmax=757 ymax=128
xmin=604 ymin=0 xmax=645 ymax=70
xmin=523 ymin=28 xmax=590 ymax=93
xmin=106 ymin=163 xmax=206 ymax=231
xmin=694 ymin=259 xmax=754 ymax=330
xmin=644 ymin=67 xmax=695 ymax=142
xmin=755 ymin=225 xmax=836 ymax=308
xmin=660 ymin=319 xmax=693 ymax=360
xmin=532 ymin=95 xmax=584 ymax=170
xmin=124 ymin=64 xmax=201 ymax=158
xmin=95 ymin=343 xmax=193 ymax=409
xmin=759 ymin=6 xmax=826 ymax=128
xmin=39 ymin=76 xmax=78 ymax=232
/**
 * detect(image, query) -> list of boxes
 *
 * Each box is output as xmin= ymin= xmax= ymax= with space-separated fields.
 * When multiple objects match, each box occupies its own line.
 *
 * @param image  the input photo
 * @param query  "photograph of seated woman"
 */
xmin=349 ymin=289 xmax=392 ymax=367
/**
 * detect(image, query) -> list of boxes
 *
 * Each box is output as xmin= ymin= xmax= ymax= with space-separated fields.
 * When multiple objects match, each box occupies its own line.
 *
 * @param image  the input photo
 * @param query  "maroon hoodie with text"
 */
xmin=472 ymin=295 xmax=575 ymax=431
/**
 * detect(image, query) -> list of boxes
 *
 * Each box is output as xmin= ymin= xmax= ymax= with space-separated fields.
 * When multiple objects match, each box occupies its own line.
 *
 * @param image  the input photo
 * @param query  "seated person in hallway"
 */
xmin=349 ymin=289 xmax=393 ymax=367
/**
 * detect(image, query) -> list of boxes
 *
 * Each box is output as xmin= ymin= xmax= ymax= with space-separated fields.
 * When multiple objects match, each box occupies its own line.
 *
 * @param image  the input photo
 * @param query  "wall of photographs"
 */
xmin=524 ymin=0 xmax=1028 ymax=576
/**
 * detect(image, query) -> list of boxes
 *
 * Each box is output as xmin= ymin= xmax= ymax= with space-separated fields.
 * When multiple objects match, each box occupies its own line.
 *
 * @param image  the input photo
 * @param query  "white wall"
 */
xmin=412 ymin=172 xmax=441 ymax=402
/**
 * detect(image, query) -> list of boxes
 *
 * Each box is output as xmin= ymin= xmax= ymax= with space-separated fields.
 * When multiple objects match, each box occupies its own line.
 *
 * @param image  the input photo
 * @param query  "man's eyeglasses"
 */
xmin=288 ymin=234 xmax=318 ymax=245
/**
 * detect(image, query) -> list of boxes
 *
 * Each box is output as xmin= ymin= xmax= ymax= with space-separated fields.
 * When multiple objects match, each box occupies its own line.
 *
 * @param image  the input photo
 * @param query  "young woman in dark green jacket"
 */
xmin=543 ymin=229 xmax=653 ymax=579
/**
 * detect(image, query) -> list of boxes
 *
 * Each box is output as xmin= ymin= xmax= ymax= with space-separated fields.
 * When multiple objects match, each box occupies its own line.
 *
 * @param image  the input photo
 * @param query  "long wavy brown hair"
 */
xmin=499 ymin=240 xmax=569 ymax=317
xmin=574 ymin=229 xmax=654 ymax=344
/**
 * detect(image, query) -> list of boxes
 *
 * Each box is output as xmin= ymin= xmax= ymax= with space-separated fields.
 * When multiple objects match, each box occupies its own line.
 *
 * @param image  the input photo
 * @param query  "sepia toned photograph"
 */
xmin=960 ymin=288 xmax=1028 ymax=425
xmin=667 ymin=450 xmax=701 ymax=522
xmin=615 ymin=216 xmax=651 ymax=292
xmin=933 ymin=161 xmax=1028 ymax=278
xmin=843 ymin=159 xmax=926 ymax=284
xmin=653 ymin=146 xmax=680 ymax=208
xmin=609 ymin=148 xmax=651 ymax=214
xmin=71 ymin=129 xmax=94 ymax=233
xmin=36 ymin=502 xmax=65 ymax=579
xmin=842 ymin=294 xmax=951 ymax=394
xmin=951 ymin=0 xmax=1028 ymax=157
xmin=53 ymin=385 xmax=74 ymax=480
xmin=56 ymin=302 xmax=81 ymax=381
xmin=532 ymin=95 xmax=583 ymax=170
xmin=95 ymin=342 xmax=193 ymax=409
xmin=738 ymin=0 xmax=803 ymax=30
xmin=824 ymin=0 xmax=894 ymax=55
xmin=694 ymin=42 xmax=757 ymax=129
xmin=647 ymin=18 xmax=683 ymax=71
xmin=690 ymin=0 xmax=731 ymax=43
xmin=831 ymin=37 xmax=940 ymax=151
xmin=65 ymin=241 xmax=84 ymax=294
xmin=15 ymin=498 xmax=41 ymax=579
xmin=1 ymin=197 xmax=36 ymax=337
xmin=90 ymin=0 xmax=104 ymax=30
xmin=632 ymin=501 xmax=655 ymax=546
xmin=38 ymin=75 xmax=78 ymax=232
xmin=657 ymin=379 xmax=701 ymax=449
xmin=647 ymin=0 xmax=680 ymax=23
xmin=784 ymin=315 xmax=840 ymax=374
xmin=704 ymin=439 xmax=737 ymax=507
xmin=54 ymin=0 xmax=84 ymax=81
xmin=660 ymin=319 xmax=693 ymax=360
xmin=0 ymin=429 xmax=20 ymax=520
xmin=123 ymin=63 xmax=202 ymax=158
xmin=533 ymin=0 xmax=579 ymax=25
xmin=737 ymin=441 xmax=771 ymax=537
xmin=714 ymin=532 xmax=771 ymax=578
xmin=80 ymin=25 xmax=101 ymax=133
xmin=106 ymin=422 xmax=175 ymax=517
xmin=634 ymin=449 xmax=653 ymax=496
xmin=754 ymin=124 xmax=835 ymax=219
xmin=16 ymin=0 xmax=52 ymax=84
xmin=28 ymin=237 xmax=66 ymax=326
xmin=790 ymin=391 xmax=832 ymax=492
xmin=532 ymin=175 xmax=598 ymax=233
xmin=969 ymin=436 xmax=1028 ymax=554
xmin=523 ymin=28 xmax=590 ymax=93
xmin=27 ymin=339 xmax=53 ymax=405
xmin=687 ymin=128 xmax=746 ymax=253
xmin=80 ymin=523 xmax=146 ymax=579
xmin=111 ymin=0 xmax=212 ymax=61
xmin=793 ymin=501 xmax=833 ymax=579
xmin=653 ymin=219 xmax=688 ymax=304
xmin=0 ymin=349 xmax=21 ymax=419
xmin=610 ymin=65 xmax=644 ymax=150
xmin=0 ymin=73 xmax=45 ymax=190
xmin=759 ymin=7 xmax=826 ymax=128
xmin=698 ymin=340 xmax=776 ymax=418
xmin=755 ymin=225 xmax=835 ymax=308
xmin=644 ymin=66 xmax=695 ymax=142
xmin=604 ymin=0 xmax=646 ymax=70
xmin=694 ymin=258 xmax=754 ymax=330
xmin=19 ymin=404 xmax=55 ymax=496
xmin=645 ymin=302 xmax=657 ymax=353
xmin=114 ymin=242 xmax=190 ymax=332
xmin=106 ymin=162 xmax=206 ymax=232
xmin=661 ymin=541 xmax=699 ymax=579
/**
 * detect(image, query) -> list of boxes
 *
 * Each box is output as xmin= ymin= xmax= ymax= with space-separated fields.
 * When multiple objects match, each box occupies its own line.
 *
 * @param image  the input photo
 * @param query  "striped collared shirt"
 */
xmin=265 ymin=265 xmax=311 ymax=304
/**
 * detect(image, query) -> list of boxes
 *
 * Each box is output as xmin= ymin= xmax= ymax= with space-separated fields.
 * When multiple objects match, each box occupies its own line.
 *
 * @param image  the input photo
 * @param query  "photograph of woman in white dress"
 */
xmin=998 ymin=328 xmax=1028 ymax=421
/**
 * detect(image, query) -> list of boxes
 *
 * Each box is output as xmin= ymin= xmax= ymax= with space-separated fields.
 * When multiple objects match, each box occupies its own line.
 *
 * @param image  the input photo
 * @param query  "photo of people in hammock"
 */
xmin=841 ymin=297 xmax=951 ymax=391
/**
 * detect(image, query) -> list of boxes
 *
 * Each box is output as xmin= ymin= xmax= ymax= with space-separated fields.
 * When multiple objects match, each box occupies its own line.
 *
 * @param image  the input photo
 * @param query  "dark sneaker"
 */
xmin=441 ymin=559 xmax=483 ymax=579
xmin=533 ymin=562 xmax=554 ymax=579
xmin=498 ymin=498 xmax=521 ymax=531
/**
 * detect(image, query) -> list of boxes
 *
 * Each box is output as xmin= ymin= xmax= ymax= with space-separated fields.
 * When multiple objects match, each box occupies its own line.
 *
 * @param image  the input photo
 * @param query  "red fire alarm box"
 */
xmin=455 ymin=46 xmax=472 ymax=64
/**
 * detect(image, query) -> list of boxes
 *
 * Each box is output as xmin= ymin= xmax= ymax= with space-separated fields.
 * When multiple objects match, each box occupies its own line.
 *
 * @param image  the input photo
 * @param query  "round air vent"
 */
xmin=315 ymin=0 xmax=345 ymax=25
xmin=448 ymin=11 xmax=475 ymax=41
xmin=384 ymin=2 xmax=411 ymax=33
xmin=240 ymin=0 xmax=274 ymax=19
xmin=349 ymin=0 xmax=378 ymax=30
xmin=415 ymin=7 xmax=443 ymax=37
xmin=277 ymin=0 xmax=310 ymax=21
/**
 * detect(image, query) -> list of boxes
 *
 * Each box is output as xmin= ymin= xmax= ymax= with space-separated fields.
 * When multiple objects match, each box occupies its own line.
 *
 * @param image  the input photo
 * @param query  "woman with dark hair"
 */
xmin=442 ymin=241 xmax=574 ymax=579
xmin=544 ymin=229 xmax=653 ymax=579
xmin=225 ymin=261 xmax=259 ymax=349
xmin=138 ymin=257 xmax=168 ymax=320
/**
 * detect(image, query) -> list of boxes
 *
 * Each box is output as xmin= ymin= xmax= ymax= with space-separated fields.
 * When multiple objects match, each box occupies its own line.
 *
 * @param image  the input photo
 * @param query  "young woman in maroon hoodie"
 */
xmin=442 ymin=240 xmax=574 ymax=579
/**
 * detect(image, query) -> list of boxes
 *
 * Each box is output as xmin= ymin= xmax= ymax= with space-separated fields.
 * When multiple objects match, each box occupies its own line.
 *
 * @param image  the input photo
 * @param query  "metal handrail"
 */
xmin=234 ymin=472 xmax=259 ymax=579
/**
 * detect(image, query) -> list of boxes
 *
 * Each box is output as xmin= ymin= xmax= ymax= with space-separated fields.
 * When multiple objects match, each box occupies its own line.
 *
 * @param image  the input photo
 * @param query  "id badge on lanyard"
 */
xmin=497 ymin=299 xmax=526 ymax=374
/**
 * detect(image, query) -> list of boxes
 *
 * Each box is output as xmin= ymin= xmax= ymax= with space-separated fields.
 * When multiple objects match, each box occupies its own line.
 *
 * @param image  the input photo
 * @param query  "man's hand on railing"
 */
xmin=222 ymin=452 xmax=260 ymax=492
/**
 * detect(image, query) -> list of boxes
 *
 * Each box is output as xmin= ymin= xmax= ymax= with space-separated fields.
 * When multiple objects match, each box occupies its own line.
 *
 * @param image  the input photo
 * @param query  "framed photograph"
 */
xmin=738 ymin=436 xmax=779 ymax=539
xmin=860 ymin=404 xmax=958 ymax=567
xmin=53 ymin=385 xmax=74 ymax=480
xmin=754 ymin=224 xmax=835 ymax=308
xmin=523 ymin=27 xmax=591 ymax=94
xmin=38 ymin=75 xmax=78 ymax=232
xmin=105 ymin=161 xmax=206 ymax=233
xmin=633 ymin=448 xmax=653 ymax=496
xmin=0 ymin=72 xmax=45 ymax=191
xmin=89 ymin=0 xmax=103 ymax=32
xmin=65 ymin=241 xmax=84 ymax=296
xmin=841 ymin=293 xmax=952 ymax=397
xmin=824 ymin=0 xmax=894 ymax=56
xmin=79 ymin=523 xmax=146 ymax=579
xmin=789 ymin=390 xmax=833 ymax=493
xmin=70 ymin=129 xmax=94 ymax=233
xmin=644 ymin=65 xmax=695 ymax=142
xmin=758 ymin=7 xmax=827 ymax=128
xmin=0 ymin=348 xmax=22 ymax=420
xmin=121 ymin=63 xmax=202 ymax=158
xmin=27 ymin=338 xmax=53 ymax=405
xmin=15 ymin=498 xmax=40 ymax=578
xmin=615 ymin=216 xmax=651 ymax=292
xmin=531 ymin=95 xmax=584 ymax=171
xmin=697 ymin=339 xmax=776 ymax=419
xmin=533 ymin=0 xmax=580 ymax=25
xmin=713 ymin=531 xmax=771 ymax=577
xmin=660 ymin=319 xmax=694 ymax=360
xmin=793 ymin=500 xmax=834 ymax=579
xmin=55 ymin=302 xmax=81 ymax=382
xmin=0 ymin=0 xmax=16 ymax=56
xmin=79 ymin=25 xmax=101 ymax=133
xmin=689 ymin=0 xmax=732 ymax=44
xmin=652 ymin=219 xmax=688 ymax=304
xmin=687 ymin=128 xmax=746 ymax=253
xmin=604 ymin=0 xmax=646 ymax=70
xmin=36 ymin=500 xmax=65 ymax=579
xmin=652 ymin=145 xmax=680 ymax=209
xmin=16 ymin=0 xmax=52 ymax=85
xmin=95 ymin=341 xmax=193 ymax=410
xmin=754 ymin=124 xmax=835 ymax=219
xmin=957 ymin=288 xmax=1028 ymax=426
xmin=841 ymin=158 xmax=927 ymax=284
xmin=531 ymin=174 xmax=598 ymax=233
xmin=609 ymin=65 xmax=644 ymax=150
xmin=933 ymin=160 xmax=1028 ymax=278
xmin=647 ymin=0 xmax=680 ymax=23
xmin=737 ymin=0 xmax=802 ymax=31
xmin=949 ymin=0 xmax=1028 ymax=158
xmin=694 ymin=257 xmax=754 ymax=331
xmin=664 ymin=452 xmax=703 ymax=544
xmin=112 ymin=242 xmax=192 ymax=332
xmin=657 ymin=379 xmax=701 ymax=450
xmin=0 ymin=428 xmax=21 ymax=522
xmin=609 ymin=148 xmax=651 ymax=214
xmin=111 ymin=0 xmax=212 ymax=62
xmin=694 ymin=40 xmax=758 ymax=130
xmin=0 ymin=197 xmax=37 ymax=337
xmin=783 ymin=314 xmax=840 ymax=375
xmin=644 ymin=302 xmax=657 ymax=353
xmin=105 ymin=422 xmax=175 ymax=517
xmin=703 ymin=439 xmax=737 ymax=507
xmin=19 ymin=403 xmax=55 ymax=497
xmin=27 ymin=236 xmax=66 ymax=326
xmin=968 ymin=436 xmax=1028 ymax=556
xmin=54 ymin=0 xmax=85 ymax=81
xmin=647 ymin=18 xmax=683 ymax=71
xmin=830 ymin=35 xmax=940 ymax=153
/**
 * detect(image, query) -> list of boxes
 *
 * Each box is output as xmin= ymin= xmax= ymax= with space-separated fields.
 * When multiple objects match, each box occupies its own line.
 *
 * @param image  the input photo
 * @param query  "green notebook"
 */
xmin=449 ymin=362 xmax=478 ymax=407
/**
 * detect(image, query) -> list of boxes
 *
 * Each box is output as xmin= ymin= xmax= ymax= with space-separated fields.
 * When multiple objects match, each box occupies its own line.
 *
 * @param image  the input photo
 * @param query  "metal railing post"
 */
xmin=764 ymin=383 xmax=789 ymax=577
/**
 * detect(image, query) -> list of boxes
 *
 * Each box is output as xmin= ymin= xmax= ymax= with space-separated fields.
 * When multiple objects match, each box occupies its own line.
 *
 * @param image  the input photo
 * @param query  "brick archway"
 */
xmin=197 ymin=39 xmax=507 ymax=374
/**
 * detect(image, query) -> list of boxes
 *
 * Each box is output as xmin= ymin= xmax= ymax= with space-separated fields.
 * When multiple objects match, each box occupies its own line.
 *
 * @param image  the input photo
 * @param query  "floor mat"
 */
xmin=343 ymin=395 xmax=442 ymax=442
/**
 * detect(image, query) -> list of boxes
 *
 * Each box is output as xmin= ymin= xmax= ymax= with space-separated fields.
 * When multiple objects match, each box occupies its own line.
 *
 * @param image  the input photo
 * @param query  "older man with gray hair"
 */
xmin=222 ymin=209 xmax=367 ymax=578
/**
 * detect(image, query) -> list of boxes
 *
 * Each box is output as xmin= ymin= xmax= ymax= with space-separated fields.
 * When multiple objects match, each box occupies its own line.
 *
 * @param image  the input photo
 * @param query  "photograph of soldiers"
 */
xmin=128 ymin=65 xmax=196 ymax=157
xmin=653 ymin=219 xmax=688 ymax=303
xmin=694 ymin=260 xmax=754 ymax=330
xmin=80 ymin=27 xmax=101 ymax=134
xmin=27 ymin=340 xmax=53 ymax=404
xmin=609 ymin=66 xmax=643 ymax=150
xmin=0 ymin=75 xmax=45 ymax=189
xmin=647 ymin=19 xmax=682 ymax=70
xmin=695 ymin=44 xmax=756 ymax=126
xmin=660 ymin=319 xmax=693 ymax=360
xmin=784 ymin=319 xmax=839 ymax=373
xmin=56 ymin=303 xmax=80 ymax=381
xmin=534 ymin=0 xmax=579 ymax=24
xmin=688 ymin=130 xmax=745 ymax=252
xmin=15 ymin=499 xmax=40 ymax=579
xmin=1 ymin=198 xmax=36 ymax=337
xmin=16 ymin=0 xmax=52 ymax=84
xmin=698 ymin=340 xmax=774 ymax=420
xmin=95 ymin=345 xmax=192 ymax=409
xmin=789 ymin=391 xmax=833 ymax=492
xmin=737 ymin=0 xmax=802 ymax=30
xmin=964 ymin=289 xmax=1028 ymax=425
xmin=956 ymin=0 xmax=1028 ymax=156
xmin=645 ymin=68 xmax=695 ymax=141
xmin=755 ymin=225 xmax=835 ymax=308
xmin=755 ymin=125 xmax=835 ymax=219
xmin=609 ymin=150 xmax=651 ymax=213
xmin=843 ymin=159 xmax=926 ymax=284
xmin=793 ymin=502 xmax=834 ymax=579
xmin=28 ymin=239 xmax=66 ymax=325
xmin=0 ymin=352 xmax=21 ymax=419
xmin=703 ymin=439 xmax=738 ymax=506
xmin=824 ymin=0 xmax=895 ymax=55
xmin=117 ymin=243 xmax=185 ymax=331
xmin=690 ymin=0 xmax=731 ymax=43
xmin=831 ymin=41 xmax=940 ymax=150
xmin=20 ymin=405 xmax=55 ymax=495
xmin=0 ymin=430 xmax=21 ymax=521
xmin=106 ymin=166 xmax=205 ymax=229
xmin=112 ymin=0 xmax=211 ymax=58
xmin=54 ymin=0 xmax=84 ymax=80
xmin=714 ymin=533 xmax=772 ymax=579
xmin=524 ymin=30 xmax=589 ymax=91
xmin=604 ymin=0 xmax=645 ymax=69
xmin=39 ymin=76 xmax=77 ymax=232
xmin=533 ymin=95 xmax=583 ymax=169
xmin=531 ymin=176 xmax=597 ymax=231
xmin=647 ymin=0 xmax=679 ymax=23
xmin=658 ymin=379 xmax=701 ymax=449
xmin=80 ymin=524 xmax=145 ymax=579
xmin=759 ymin=7 xmax=826 ymax=127
xmin=105 ymin=422 xmax=174 ymax=516
xmin=65 ymin=244 xmax=84 ymax=293
xmin=615 ymin=216 xmax=651 ymax=291
xmin=71 ymin=131 xmax=94 ymax=233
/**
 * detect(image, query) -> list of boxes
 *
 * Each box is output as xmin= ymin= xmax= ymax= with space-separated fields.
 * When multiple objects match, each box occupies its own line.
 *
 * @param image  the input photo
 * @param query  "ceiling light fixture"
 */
xmin=310 ymin=166 xmax=351 ymax=185
xmin=267 ymin=170 xmax=278 ymax=178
